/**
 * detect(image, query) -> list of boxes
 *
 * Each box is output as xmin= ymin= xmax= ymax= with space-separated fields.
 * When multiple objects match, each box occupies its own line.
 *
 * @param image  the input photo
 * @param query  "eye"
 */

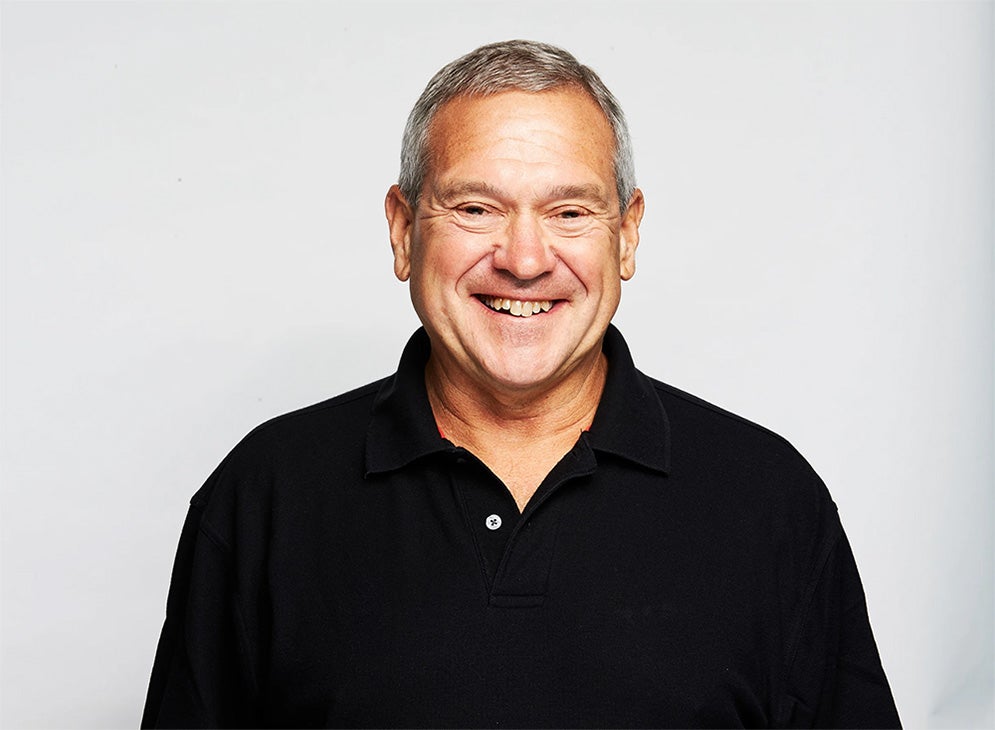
xmin=452 ymin=202 xmax=500 ymax=231
xmin=550 ymin=207 xmax=591 ymax=227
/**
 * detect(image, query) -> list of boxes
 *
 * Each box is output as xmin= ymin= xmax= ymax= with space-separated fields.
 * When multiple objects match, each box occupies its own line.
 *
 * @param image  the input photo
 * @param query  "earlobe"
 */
xmin=619 ymin=188 xmax=644 ymax=281
xmin=385 ymin=185 xmax=414 ymax=282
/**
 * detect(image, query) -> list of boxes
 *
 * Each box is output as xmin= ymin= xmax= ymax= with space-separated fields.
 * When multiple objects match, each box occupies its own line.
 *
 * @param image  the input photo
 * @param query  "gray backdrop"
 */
xmin=2 ymin=1 xmax=992 ymax=727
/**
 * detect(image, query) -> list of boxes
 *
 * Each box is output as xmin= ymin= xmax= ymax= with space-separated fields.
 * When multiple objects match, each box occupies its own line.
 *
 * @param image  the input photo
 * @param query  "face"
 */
xmin=385 ymin=87 xmax=644 ymax=398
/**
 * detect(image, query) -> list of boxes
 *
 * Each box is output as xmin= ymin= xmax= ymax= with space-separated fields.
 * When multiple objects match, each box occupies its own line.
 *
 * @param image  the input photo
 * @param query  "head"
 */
xmin=385 ymin=41 xmax=644 ymax=401
xmin=398 ymin=39 xmax=636 ymax=213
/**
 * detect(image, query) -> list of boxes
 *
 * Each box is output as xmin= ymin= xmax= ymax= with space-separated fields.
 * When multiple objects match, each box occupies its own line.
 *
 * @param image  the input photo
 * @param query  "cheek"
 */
xmin=554 ymin=240 xmax=621 ymax=292
xmin=429 ymin=233 xmax=496 ymax=280
xmin=410 ymin=238 xmax=481 ymax=299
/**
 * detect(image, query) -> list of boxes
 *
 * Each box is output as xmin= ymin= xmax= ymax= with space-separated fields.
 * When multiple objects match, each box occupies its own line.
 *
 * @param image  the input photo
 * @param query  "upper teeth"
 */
xmin=482 ymin=297 xmax=553 ymax=318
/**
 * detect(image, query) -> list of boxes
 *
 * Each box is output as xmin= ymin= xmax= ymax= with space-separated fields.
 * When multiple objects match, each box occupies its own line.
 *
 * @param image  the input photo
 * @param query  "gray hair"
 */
xmin=398 ymin=39 xmax=636 ymax=211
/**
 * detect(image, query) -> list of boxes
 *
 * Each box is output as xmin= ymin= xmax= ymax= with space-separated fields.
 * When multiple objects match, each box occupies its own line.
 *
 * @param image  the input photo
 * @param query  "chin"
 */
xmin=476 ymin=353 xmax=566 ymax=393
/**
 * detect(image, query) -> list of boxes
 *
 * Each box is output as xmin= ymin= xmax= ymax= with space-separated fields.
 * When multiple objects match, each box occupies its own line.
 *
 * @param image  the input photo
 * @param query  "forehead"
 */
xmin=424 ymin=87 xmax=616 ymax=190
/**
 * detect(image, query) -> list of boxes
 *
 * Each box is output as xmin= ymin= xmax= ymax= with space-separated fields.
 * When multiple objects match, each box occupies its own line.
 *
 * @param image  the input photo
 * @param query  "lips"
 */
xmin=478 ymin=295 xmax=554 ymax=318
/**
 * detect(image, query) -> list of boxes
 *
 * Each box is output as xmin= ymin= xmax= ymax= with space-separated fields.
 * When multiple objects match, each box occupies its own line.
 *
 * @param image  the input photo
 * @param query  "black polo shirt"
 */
xmin=142 ymin=326 xmax=900 ymax=728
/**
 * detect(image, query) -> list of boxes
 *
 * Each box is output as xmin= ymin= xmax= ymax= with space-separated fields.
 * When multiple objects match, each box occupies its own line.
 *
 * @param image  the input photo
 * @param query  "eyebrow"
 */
xmin=433 ymin=181 xmax=611 ymax=206
xmin=433 ymin=181 xmax=506 ymax=203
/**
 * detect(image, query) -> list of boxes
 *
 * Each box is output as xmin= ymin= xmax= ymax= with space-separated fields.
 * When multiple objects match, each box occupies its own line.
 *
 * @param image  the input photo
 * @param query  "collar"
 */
xmin=365 ymin=325 xmax=671 ymax=476
xmin=587 ymin=324 xmax=671 ymax=474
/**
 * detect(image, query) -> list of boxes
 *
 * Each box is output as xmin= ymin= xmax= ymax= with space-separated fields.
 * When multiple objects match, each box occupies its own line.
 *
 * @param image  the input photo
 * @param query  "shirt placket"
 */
xmin=447 ymin=440 xmax=598 ymax=606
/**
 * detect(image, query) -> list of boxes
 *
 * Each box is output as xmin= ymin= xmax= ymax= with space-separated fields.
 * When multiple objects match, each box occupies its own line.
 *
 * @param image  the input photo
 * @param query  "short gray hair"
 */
xmin=398 ymin=39 xmax=636 ymax=211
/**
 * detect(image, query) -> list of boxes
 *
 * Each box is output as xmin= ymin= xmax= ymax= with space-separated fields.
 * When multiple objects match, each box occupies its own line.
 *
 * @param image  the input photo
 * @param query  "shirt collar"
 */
xmin=586 ymin=324 xmax=671 ymax=475
xmin=365 ymin=324 xmax=671 ymax=476
xmin=365 ymin=328 xmax=446 ymax=476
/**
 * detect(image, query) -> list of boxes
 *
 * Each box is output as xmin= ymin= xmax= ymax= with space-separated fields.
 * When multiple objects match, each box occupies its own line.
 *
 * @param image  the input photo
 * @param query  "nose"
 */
xmin=492 ymin=213 xmax=556 ymax=280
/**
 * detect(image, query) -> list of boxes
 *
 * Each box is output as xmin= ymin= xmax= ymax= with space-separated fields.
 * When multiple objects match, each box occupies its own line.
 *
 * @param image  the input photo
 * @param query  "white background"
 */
xmin=2 ymin=1 xmax=992 ymax=727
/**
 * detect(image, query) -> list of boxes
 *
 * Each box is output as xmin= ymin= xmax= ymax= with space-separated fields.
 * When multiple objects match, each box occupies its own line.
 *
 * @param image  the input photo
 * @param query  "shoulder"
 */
xmin=648 ymin=374 xmax=840 ymax=541
xmin=651 ymin=376 xmax=825 ymax=486
xmin=189 ymin=377 xmax=388 ymax=515
xmin=647 ymin=375 xmax=847 ymax=632
xmin=234 ymin=379 xmax=385 ymax=459
xmin=652 ymin=378 xmax=804 ymax=458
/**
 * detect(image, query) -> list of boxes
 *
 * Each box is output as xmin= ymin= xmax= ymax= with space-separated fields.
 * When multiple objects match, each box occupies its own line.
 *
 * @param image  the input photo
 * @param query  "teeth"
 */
xmin=482 ymin=297 xmax=554 ymax=317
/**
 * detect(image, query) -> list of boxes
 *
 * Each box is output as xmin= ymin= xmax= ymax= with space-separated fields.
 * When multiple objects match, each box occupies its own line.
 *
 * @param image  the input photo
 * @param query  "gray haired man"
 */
xmin=143 ymin=40 xmax=900 ymax=728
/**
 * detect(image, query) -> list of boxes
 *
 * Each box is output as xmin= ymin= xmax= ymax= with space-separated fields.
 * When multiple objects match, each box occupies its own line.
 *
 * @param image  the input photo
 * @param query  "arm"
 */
xmin=141 ymin=501 xmax=260 ymax=728
xmin=780 ymin=529 xmax=901 ymax=728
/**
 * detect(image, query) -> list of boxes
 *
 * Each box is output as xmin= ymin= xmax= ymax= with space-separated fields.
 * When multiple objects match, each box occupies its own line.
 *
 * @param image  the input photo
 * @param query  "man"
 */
xmin=143 ymin=40 xmax=900 ymax=728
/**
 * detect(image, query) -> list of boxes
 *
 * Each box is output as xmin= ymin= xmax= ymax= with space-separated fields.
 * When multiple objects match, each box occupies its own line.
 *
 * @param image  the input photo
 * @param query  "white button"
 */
xmin=485 ymin=514 xmax=502 ymax=530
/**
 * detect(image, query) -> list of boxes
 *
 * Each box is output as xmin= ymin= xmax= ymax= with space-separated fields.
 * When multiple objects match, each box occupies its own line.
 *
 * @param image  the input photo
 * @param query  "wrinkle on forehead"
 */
xmin=423 ymin=88 xmax=617 ymax=203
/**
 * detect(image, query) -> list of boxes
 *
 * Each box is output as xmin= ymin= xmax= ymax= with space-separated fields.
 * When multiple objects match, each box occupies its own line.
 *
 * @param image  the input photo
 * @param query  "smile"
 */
xmin=478 ymin=296 xmax=554 ymax=318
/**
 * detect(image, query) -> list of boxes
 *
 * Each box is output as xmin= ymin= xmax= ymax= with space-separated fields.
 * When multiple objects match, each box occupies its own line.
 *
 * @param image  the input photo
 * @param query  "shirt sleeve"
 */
xmin=141 ymin=500 xmax=261 ymax=728
xmin=780 ymin=528 xmax=902 ymax=728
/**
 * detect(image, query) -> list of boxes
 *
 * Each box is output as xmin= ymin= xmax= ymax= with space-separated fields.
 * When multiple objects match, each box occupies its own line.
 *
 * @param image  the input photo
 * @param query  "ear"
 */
xmin=385 ymin=184 xmax=415 ymax=281
xmin=618 ymin=188 xmax=644 ymax=281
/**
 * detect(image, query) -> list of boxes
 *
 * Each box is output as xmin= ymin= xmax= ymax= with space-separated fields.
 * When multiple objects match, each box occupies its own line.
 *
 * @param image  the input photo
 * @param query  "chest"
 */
xmin=260 ymin=457 xmax=785 ymax=727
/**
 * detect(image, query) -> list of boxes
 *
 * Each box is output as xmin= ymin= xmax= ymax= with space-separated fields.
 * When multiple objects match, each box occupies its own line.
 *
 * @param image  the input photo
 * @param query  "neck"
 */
xmin=425 ymin=349 xmax=608 ymax=454
xmin=426 ymin=350 xmax=608 ymax=511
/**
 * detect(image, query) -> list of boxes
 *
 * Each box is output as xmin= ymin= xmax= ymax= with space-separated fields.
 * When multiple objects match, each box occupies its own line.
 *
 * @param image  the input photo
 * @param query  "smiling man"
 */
xmin=385 ymin=83 xmax=642 ymax=512
xmin=143 ymin=41 xmax=900 ymax=728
